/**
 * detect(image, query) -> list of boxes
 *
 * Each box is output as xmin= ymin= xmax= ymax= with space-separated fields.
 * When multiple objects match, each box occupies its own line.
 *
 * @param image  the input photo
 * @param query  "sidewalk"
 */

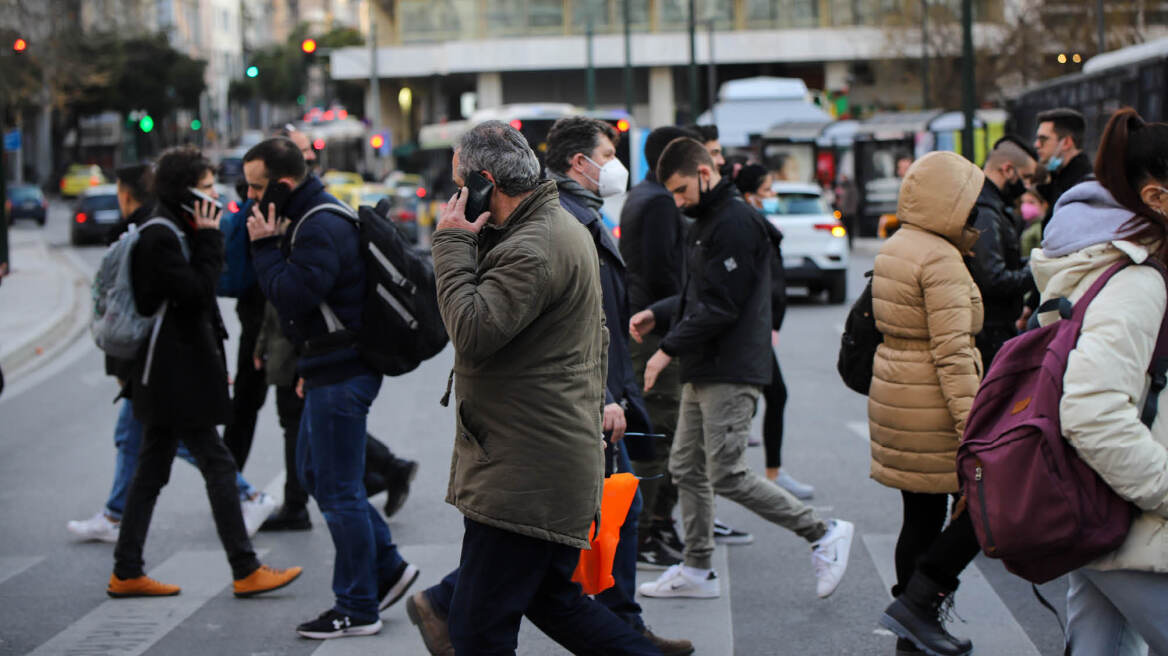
xmin=0 ymin=230 xmax=90 ymax=379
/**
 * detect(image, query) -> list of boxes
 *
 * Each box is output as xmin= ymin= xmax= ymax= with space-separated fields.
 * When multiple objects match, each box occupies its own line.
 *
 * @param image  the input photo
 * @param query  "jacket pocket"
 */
xmin=456 ymin=401 xmax=490 ymax=464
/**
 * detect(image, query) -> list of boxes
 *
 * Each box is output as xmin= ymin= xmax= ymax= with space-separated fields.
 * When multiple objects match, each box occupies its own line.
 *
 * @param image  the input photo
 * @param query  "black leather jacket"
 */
xmin=968 ymin=179 xmax=1031 ymax=331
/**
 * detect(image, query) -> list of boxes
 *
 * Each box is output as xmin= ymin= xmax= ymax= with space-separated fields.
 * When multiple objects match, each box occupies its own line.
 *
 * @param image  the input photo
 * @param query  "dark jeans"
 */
xmin=426 ymin=518 xmax=660 ymax=655
xmin=596 ymin=441 xmax=645 ymax=630
xmin=275 ymin=384 xmax=308 ymax=509
xmin=298 ymin=373 xmax=404 ymax=620
xmin=113 ymin=424 xmax=260 ymax=581
xmin=761 ymin=351 xmax=788 ymax=469
xmin=223 ymin=286 xmax=269 ymax=470
xmin=895 ymin=491 xmax=982 ymax=593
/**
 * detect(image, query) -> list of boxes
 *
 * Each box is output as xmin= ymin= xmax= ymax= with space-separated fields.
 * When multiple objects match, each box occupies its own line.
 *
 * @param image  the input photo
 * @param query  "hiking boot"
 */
xmin=640 ymin=625 xmax=695 ymax=655
xmin=776 ymin=470 xmax=815 ymax=500
xmin=259 ymin=504 xmax=312 ymax=532
xmin=107 ymin=573 xmax=180 ymax=598
xmin=233 ymin=564 xmax=303 ymax=598
xmin=406 ymin=591 xmax=455 ymax=655
xmin=811 ymin=519 xmax=854 ymax=598
xmin=638 ymin=564 xmax=720 ymax=599
xmin=896 ymin=637 xmax=923 ymax=654
xmin=653 ymin=520 xmax=685 ymax=559
xmin=297 ymin=609 xmax=382 ymax=639
xmin=379 ymin=562 xmax=420 ymax=611
xmin=241 ymin=492 xmax=278 ymax=537
xmin=68 ymin=511 xmax=120 ymax=543
xmin=384 ymin=458 xmax=418 ymax=518
xmin=879 ymin=574 xmax=973 ymax=656
xmin=713 ymin=519 xmax=754 ymax=545
xmin=637 ymin=536 xmax=682 ymax=571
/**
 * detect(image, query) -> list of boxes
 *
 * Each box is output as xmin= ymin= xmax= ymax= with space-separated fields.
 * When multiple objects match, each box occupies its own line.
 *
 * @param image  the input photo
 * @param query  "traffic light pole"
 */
xmin=960 ymin=0 xmax=975 ymax=161
xmin=623 ymin=0 xmax=632 ymax=116
xmin=687 ymin=0 xmax=698 ymax=122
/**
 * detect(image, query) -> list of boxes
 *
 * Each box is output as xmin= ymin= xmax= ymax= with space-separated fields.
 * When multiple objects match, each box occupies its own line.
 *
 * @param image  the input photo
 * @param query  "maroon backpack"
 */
xmin=957 ymin=260 xmax=1168 ymax=584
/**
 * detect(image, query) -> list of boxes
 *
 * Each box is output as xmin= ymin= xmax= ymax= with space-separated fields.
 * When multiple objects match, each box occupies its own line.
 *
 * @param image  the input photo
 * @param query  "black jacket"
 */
xmin=650 ymin=178 xmax=773 ymax=387
xmin=105 ymin=203 xmax=154 ymax=385
xmin=251 ymin=175 xmax=370 ymax=388
xmin=129 ymin=208 xmax=231 ymax=428
xmin=555 ymin=176 xmax=652 ymax=435
xmin=619 ymin=173 xmax=686 ymax=313
xmin=762 ymin=218 xmax=788 ymax=331
xmin=968 ymin=179 xmax=1031 ymax=331
xmin=1039 ymin=152 xmax=1093 ymax=231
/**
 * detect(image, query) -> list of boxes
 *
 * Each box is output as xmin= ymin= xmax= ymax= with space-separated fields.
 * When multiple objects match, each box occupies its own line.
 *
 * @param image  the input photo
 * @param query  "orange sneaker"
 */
xmin=233 ymin=564 xmax=303 ymax=598
xmin=107 ymin=573 xmax=181 ymax=598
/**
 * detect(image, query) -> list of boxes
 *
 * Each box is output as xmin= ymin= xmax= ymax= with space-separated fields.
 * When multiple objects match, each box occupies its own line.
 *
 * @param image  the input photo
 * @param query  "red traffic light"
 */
xmin=370 ymin=134 xmax=385 ymax=149
xmin=616 ymin=119 xmax=630 ymax=132
xmin=416 ymin=187 xmax=427 ymax=198
xmin=13 ymin=37 xmax=27 ymax=53
xmin=301 ymin=38 xmax=317 ymax=54
xmin=313 ymin=138 xmax=326 ymax=151
xmin=509 ymin=119 xmax=523 ymax=130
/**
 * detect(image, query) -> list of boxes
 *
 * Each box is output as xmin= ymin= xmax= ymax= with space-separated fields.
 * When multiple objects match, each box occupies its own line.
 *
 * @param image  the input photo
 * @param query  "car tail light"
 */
xmin=60 ymin=179 xmax=66 ymax=191
xmin=416 ymin=187 xmax=427 ymax=198
xmin=833 ymin=210 xmax=842 ymax=219
xmin=814 ymin=223 xmax=847 ymax=238
xmin=394 ymin=210 xmax=417 ymax=222
xmin=75 ymin=212 xmax=88 ymax=223
xmin=89 ymin=176 xmax=99 ymax=186
xmin=228 ymin=200 xmax=240 ymax=213
xmin=510 ymin=119 xmax=522 ymax=130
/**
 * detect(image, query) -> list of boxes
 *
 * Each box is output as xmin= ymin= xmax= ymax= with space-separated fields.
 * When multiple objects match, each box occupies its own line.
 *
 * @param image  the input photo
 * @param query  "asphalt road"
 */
xmin=0 ymin=198 xmax=1111 ymax=655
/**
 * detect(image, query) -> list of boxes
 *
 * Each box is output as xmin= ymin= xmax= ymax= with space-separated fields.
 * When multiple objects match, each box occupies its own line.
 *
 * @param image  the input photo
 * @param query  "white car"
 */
xmin=766 ymin=181 xmax=850 ymax=304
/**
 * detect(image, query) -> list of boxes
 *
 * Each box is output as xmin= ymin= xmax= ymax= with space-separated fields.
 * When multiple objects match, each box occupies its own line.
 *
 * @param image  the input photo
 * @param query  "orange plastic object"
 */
xmin=572 ymin=472 xmax=639 ymax=595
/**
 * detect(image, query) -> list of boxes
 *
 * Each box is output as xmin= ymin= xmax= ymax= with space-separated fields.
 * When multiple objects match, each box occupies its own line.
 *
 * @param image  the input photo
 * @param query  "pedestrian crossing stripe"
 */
xmin=0 ymin=556 xmax=44 ymax=587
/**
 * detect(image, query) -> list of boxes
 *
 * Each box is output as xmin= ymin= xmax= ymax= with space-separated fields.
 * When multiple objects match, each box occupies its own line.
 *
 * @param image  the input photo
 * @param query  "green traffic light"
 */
xmin=246 ymin=65 xmax=259 ymax=78
xmin=139 ymin=115 xmax=154 ymax=133
xmin=190 ymin=119 xmax=202 ymax=131
xmin=297 ymin=95 xmax=307 ymax=105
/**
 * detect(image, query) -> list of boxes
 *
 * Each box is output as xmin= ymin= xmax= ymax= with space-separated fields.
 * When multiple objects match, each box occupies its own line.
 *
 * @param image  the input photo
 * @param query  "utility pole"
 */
xmin=368 ymin=1 xmax=381 ymax=177
xmin=687 ymin=0 xmax=698 ymax=122
xmin=1097 ymin=0 xmax=1106 ymax=54
xmin=921 ymin=0 xmax=929 ymax=109
xmin=960 ymin=0 xmax=975 ymax=161
xmin=706 ymin=17 xmax=716 ymax=125
xmin=586 ymin=13 xmax=596 ymax=110
xmin=623 ymin=0 xmax=632 ymax=116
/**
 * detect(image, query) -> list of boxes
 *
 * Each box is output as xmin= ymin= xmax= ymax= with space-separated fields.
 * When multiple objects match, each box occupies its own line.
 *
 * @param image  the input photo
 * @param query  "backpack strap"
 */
xmin=1140 ymin=260 xmax=1168 ymax=427
xmin=289 ymin=202 xmax=361 ymax=337
xmin=140 ymin=217 xmax=190 ymax=261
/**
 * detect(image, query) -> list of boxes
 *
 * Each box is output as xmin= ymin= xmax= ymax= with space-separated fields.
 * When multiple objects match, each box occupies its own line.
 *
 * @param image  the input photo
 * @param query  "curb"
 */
xmin=0 ymin=244 xmax=92 ymax=379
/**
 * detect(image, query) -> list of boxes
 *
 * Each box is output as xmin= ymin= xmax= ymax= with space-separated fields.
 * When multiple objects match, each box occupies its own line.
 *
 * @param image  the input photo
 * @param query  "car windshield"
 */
xmin=772 ymin=192 xmax=829 ymax=215
xmin=82 ymin=195 xmax=120 ymax=211
xmin=10 ymin=186 xmax=42 ymax=202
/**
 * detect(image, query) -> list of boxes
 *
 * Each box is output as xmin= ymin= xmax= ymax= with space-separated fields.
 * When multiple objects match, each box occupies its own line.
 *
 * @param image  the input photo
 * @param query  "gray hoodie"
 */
xmin=1042 ymin=181 xmax=1142 ymax=258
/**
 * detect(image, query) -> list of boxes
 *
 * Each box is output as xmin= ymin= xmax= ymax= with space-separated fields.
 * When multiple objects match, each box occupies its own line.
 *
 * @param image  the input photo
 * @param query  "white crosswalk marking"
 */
xmin=846 ymin=420 xmax=869 ymax=442
xmin=26 ymin=550 xmax=246 ymax=656
xmin=862 ymin=534 xmax=1041 ymax=656
xmin=0 ymin=556 xmax=43 ymax=587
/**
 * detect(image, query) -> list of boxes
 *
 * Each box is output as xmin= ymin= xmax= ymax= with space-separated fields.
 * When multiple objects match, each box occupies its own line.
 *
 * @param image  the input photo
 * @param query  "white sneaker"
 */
xmin=811 ymin=519 xmax=854 ymax=598
xmin=776 ymin=471 xmax=815 ymax=500
xmin=638 ymin=564 xmax=720 ymax=599
xmin=67 ymin=511 xmax=120 ymax=543
xmin=241 ymin=492 xmax=278 ymax=537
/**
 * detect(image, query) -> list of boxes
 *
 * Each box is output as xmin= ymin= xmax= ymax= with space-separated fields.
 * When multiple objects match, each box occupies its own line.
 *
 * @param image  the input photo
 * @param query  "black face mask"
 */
xmin=1002 ymin=175 xmax=1027 ymax=205
xmin=682 ymin=175 xmax=716 ymax=218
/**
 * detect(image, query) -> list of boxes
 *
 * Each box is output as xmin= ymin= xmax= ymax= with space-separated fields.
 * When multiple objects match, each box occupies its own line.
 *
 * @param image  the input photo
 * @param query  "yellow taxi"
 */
xmin=60 ymin=164 xmax=108 ymax=197
xmin=322 ymin=170 xmax=363 ymax=205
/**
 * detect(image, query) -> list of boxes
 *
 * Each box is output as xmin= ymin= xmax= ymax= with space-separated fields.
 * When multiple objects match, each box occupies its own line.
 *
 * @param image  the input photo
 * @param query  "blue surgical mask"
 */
xmin=1046 ymin=143 xmax=1064 ymax=172
xmin=761 ymin=197 xmax=780 ymax=214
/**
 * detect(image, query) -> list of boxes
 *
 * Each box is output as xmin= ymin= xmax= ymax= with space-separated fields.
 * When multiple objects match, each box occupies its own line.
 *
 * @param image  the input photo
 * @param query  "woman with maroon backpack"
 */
xmin=1027 ymin=107 xmax=1168 ymax=655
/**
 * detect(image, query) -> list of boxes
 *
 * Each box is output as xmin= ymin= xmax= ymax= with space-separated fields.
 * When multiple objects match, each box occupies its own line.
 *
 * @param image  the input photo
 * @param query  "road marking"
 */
xmin=0 ymin=556 xmax=43 ymax=587
xmin=846 ymin=421 xmax=869 ymax=442
xmin=862 ymin=534 xmax=1041 ymax=656
xmin=27 ymin=550 xmax=249 ymax=656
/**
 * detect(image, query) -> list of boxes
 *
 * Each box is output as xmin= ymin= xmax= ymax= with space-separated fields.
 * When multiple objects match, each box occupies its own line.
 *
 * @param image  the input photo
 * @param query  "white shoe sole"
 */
xmin=636 ymin=560 xmax=677 ymax=572
xmin=713 ymin=534 xmax=754 ymax=545
xmin=816 ymin=521 xmax=855 ymax=599
xmin=638 ymin=583 xmax=720 ymax=599
xmin=66 ymin=524 xmax=118 ymax=543
xmin=297 ymin=619 xmax=383 ymax=639
xmin=380 ymin=563 xmax=420 ymax=611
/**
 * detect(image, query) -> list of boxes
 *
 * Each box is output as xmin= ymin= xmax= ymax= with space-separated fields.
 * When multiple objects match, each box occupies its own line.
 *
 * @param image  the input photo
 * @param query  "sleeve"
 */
xmin=648 ymin=295 xmax=680 ymax=334
xmin=969 ymin=207 xmax=1032 ymax=300
xmin=659 ymin=217 xmax=760 ymax=357
xmin=920 ymin=250 xmax=982 ymax=436
xmin=252 ymin=216 xmax=342 ymax=318
xmin=640 ymin=197 xmax=684 ymax=300
xmin=431 ymin=229 xmax=551 ymax=361
xmin=133 ymin=226 xmax=223 ymax=313
xmin=1061 ymin=267 xmax=1168 ymax=518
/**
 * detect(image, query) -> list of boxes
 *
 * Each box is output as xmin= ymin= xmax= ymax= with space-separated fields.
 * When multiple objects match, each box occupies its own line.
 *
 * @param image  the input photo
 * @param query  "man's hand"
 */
xmin=603 ymin=403 xmax=627 ymax=443
xmin=629 ymin=309 xmax=656 ymax=344
xmin=435 ymin=187 xmax=490 ymax=234
xmin=253 ymin=356 xmax=264 ymax=371
xmin=296 ymin=377 xmax=305 ymax=399
xmin=193 ymin=198 xmax=222 ymax=231
xmin=1016 ymin=306 xmax=1033 ymax=332
xmin=247 ymin=202 xmax=279 ymax=242
xmin=644 ymin=349 xmax=672 ymax=392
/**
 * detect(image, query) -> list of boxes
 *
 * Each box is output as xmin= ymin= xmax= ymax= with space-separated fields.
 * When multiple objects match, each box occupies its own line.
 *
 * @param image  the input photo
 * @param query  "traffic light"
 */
xmin=139 ymin=115 xmax=154 ymax=133
xmin=12 ymin=37 xmax=27 ymax=53
xmin=301 ymin=38 xmax=317 ymax=54
xmin=190 ymin=119 xmax=202 ymax=131
xmin=246 ymin=65 xmax=259 ymax=78
xmin=370 ymin=133 xmax=385 ymax=149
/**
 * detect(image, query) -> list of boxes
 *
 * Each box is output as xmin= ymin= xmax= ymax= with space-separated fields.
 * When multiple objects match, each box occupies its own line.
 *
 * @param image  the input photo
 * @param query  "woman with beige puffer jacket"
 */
xmin=868 ymin=151 xmax=985 ymax=656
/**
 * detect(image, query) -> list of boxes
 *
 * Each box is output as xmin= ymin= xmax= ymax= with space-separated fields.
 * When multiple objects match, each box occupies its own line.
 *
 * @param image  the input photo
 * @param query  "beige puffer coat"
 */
xmin=868 ymin=151 xmax=985 ymax=494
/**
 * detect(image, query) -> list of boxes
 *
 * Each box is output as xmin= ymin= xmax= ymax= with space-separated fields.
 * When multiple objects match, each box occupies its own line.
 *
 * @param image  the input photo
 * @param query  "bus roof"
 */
xmin=1083 ymin=36 xmax=1168 ymax=74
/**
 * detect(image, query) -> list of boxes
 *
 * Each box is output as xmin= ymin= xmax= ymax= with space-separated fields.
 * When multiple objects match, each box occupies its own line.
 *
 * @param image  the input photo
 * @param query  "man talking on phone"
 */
xmin=243 ymin=138 xmax=419 ymax=639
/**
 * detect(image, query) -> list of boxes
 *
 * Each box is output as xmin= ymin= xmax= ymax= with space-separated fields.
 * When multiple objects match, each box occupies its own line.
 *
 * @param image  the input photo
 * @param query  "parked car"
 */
xmin=60 ymin=164 xmax=108 ymax=198
xmin=766 ymin=181 xmax=850 ymax=304
xmin=71 ymin=185 xmax=122 ymax=245
xmin=6 ymin=184 xmax=47 ymax=225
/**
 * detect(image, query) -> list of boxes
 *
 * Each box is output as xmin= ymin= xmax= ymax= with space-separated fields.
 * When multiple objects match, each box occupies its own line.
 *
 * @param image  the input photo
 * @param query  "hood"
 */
xmin=896 ymin=151 xmax=985 ymax=245
xmin=1030 ymin=240 xmax=1149 ymax=311
xmin=1041 ymin=181 xmax=1143 ymax=258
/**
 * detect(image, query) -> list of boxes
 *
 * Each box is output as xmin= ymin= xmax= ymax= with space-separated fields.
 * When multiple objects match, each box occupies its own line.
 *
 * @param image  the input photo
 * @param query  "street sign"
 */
xmin=3 ymin=130 xmax=20 ymax=152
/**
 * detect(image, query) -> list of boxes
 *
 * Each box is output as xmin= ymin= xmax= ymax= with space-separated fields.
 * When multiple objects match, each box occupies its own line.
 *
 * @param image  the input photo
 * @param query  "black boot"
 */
xmin=896 ymin=638 xmax=922 ymax=654
xmin=879 ymin=574 xmax=972 ymax=656
xmin=259 ymin=504 xmax=311 ymax=532
xmin=383 ymin=458 xmax=418 ymax=518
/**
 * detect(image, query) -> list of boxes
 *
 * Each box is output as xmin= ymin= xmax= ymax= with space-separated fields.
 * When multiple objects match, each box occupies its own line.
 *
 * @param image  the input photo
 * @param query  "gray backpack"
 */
xmin=90 ymin=218 xmax=189 ymax=365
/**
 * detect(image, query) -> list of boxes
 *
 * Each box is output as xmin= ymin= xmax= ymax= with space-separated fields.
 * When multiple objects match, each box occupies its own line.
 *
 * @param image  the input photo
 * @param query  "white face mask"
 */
xmin=1150 ymin=186 xmax=1168 ymax=217
xmin=584 ymin=156 xmax=629 ymax=198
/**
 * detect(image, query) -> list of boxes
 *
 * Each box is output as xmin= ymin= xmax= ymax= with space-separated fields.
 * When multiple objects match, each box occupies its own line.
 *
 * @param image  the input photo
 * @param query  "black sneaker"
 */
xmin=379 ymin=562 xmax=420 ymax=611
xmin=259 ymin=505 xmax=312 ymax=532
xmin=636 ymin=536 xmax=682 ymax=571
xmin=296 ymin=609 xmax=382 ymax=639
xmin=713 ymin=519 xmax=754 ymax=545
xmin=384 ymin=458 xmax=419 ymax=518
xmin=653 ymin=521 xmax=685 ymax=559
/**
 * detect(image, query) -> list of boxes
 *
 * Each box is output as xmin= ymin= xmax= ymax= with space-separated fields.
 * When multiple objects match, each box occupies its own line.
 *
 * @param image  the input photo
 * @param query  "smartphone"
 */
xmin=464 ymin=171 xmax=494 ymax=222
xmin=180 ymin=187 xmax=223 ymax=216
xmin=258 ymin=181 xmax=293 ymax=219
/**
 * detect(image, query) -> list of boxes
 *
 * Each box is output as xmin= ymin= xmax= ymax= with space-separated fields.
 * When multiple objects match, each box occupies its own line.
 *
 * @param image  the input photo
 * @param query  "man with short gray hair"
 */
xmin=406 ymin=121 xmax=659 ymax=655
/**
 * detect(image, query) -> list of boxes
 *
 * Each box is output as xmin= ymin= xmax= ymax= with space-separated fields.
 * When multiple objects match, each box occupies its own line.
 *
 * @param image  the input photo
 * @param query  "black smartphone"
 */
xmin=259 ymin=181 xmax=293 ymax=218
xmin=464 ymin=171 xmax=494 ymax=222
xmin=180 ymin=187 xmax=223 ymax=217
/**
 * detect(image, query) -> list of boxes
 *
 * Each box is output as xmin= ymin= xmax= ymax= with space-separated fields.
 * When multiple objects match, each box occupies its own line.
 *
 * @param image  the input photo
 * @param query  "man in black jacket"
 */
xmin=109 ymin=147 xmax=302 ymax=599
xmin=245 ymin=138 xmax=418 ymax=639
xmin=631 ymin=137 xmax=854 ymax=601
xmin=968 ymin=136 xmax=1039 ymax=366
xmin=547 ymin=117 xmax=694 ymax=656
xmin=1034 ymin=108 xmax=1092 ymax=232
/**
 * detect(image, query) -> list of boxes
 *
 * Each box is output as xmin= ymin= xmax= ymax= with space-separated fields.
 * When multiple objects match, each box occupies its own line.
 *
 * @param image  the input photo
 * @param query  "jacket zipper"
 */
xmin=975 ymin=465 xmax=996 ymax=553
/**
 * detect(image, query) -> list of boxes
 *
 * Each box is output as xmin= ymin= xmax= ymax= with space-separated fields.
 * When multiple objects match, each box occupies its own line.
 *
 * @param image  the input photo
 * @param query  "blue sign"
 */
xmin=3 ymin=130 xmax=20 ymax=152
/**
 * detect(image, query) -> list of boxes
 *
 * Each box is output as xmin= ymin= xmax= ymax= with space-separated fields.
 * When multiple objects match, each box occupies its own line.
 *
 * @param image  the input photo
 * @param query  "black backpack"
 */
xmin=837 ymin=270 xmax=882 ymax=394
xmin=295 ymin=199 xmax=448 ymax=376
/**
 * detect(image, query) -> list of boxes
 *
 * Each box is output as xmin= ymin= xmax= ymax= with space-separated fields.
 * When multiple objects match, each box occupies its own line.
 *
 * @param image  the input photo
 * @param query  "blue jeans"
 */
xmin=297 ymin=373 xmax=404 ymax=621
xmin=596 ymin=441 xmax=645 ymax=630
xmin=106 ymin=400 xmax=254 ymax=520
xmin=1068 ymin=568 xmax=1168 ymax=655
